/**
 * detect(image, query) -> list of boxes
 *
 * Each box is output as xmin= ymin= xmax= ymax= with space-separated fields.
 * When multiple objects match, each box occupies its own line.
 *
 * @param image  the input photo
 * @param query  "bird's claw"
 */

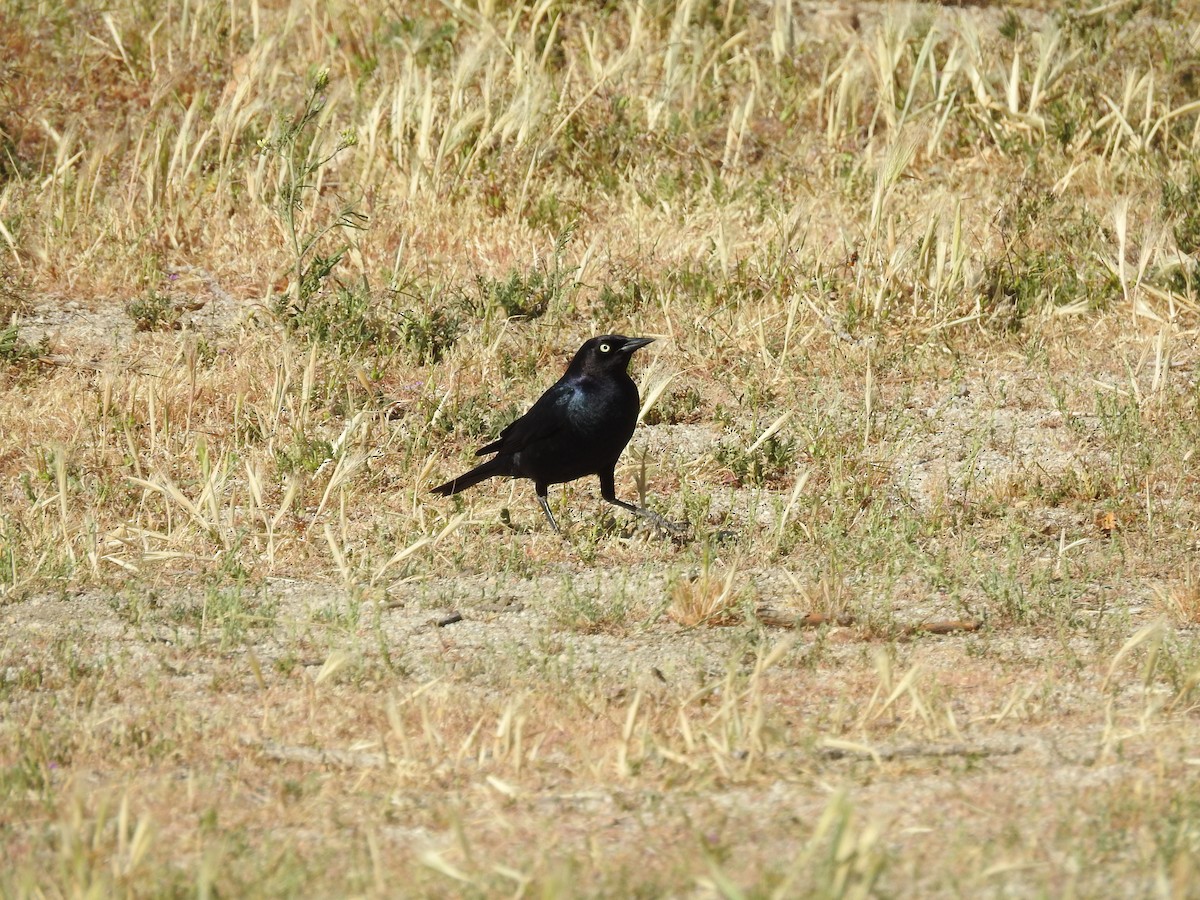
xmin=632 ymin=507 xmax=690 ymax=540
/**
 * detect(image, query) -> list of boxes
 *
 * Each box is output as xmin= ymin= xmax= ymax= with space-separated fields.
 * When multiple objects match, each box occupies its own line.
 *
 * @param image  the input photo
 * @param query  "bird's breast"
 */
xmin=565 ymin=378 xmax=636 ymax=431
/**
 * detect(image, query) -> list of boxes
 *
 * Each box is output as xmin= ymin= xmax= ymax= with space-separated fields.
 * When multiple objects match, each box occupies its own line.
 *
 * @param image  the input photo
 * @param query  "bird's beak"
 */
xmin=622 ymin=337 xmax=655 ymax=353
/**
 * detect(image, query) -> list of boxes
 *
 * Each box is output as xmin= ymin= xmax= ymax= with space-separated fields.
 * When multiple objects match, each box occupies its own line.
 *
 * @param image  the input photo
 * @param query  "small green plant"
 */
xmin=0 ymin=322 xmax=45 ymax=365
xmin=1162 ymin=167 xmax=1200 ymax=256
xmin=126 ymin=289 xmax=180 ymax=331
xmin=1160 ymin=166 xmax=1200 ymax=290
xmin=474 ymin=267 xmax=557 ymax=320
xmin=981 ymin=184 xmax=1115 ymax=326
xmin=525 ymin=192 xmax=572 ymax=234
xmin=438 ymin=395 xmax=522 ymax=441
xmin=998 ymin=9 xmax=1023 ymax=40
xmin=170 ymin=583 xmax=276 ymax=649
xmin=470 ymin=227 xmax=577 ymax=321
xmin=715 ymin=433 xmax=797 ymax=487
xmin=396 ymin=303 xmax=460 ymax=364
xmin=665 ymin=259 xmax=766 ymax=313
xmin=595 ymin=278 xmax=654 ymax=319
xmin=278 ymin=276 xmax=460 ymax=363
xmin=642 ymin=384 xmax=702 ymax=425
xmin=390 ymin=15 xmax=458 ymax=68
xmin=275 ymin=432 xmax=334 ymax=476
xmin=551 ymin=576 xmax=634 ymax=634
xmin=280 ymin=284 xmax=385 ymax=356
xmin=261 ymin=69 xmax=366 ymax=324
xmin=0 ymin=260 xmax=29 ymax=324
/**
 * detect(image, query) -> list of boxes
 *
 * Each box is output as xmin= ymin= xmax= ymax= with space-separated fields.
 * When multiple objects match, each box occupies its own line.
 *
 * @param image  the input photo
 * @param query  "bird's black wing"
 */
xmin=475 ymin=378 xmax=578 ymax=457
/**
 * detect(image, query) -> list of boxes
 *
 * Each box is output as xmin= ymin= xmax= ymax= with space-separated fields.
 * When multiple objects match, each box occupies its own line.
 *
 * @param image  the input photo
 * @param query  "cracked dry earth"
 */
xmin=5 ymin=297 xmax=1200 ymax=895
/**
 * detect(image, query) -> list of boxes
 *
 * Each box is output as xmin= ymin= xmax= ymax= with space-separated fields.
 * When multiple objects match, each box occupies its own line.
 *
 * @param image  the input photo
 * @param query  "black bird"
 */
xmin=431 ymin=335 xmax=674 ymax=533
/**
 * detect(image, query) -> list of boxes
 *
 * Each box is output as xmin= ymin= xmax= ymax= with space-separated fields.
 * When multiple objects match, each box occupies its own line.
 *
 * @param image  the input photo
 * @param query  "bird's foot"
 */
xmin=629 ymin=506 xmax=690 ymax=541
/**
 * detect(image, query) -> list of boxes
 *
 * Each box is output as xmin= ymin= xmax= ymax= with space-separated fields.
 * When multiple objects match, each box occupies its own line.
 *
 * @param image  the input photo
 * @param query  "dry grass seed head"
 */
xmin=667 ymin=559 xmax=740 ymax=627
xmin=1154 ymin=569 xmax=1200 ymax=626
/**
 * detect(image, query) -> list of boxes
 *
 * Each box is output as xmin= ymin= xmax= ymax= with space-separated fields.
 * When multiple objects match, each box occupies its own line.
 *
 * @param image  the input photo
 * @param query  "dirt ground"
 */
xmin=5 ymin=296 xmax=1200 ymax=897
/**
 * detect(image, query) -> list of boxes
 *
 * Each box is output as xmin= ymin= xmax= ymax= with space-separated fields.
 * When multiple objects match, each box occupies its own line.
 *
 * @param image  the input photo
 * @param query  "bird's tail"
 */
xmin=430 ymin=456 xmax=508 ymax=496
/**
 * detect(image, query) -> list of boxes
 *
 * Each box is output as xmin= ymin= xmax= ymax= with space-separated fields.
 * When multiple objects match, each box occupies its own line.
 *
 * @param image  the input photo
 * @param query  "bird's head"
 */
xmin=569 ymin=335 xmax=655 ymax=376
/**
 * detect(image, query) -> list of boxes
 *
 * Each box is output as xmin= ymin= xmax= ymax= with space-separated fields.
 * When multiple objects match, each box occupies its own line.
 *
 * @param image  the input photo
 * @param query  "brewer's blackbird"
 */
xmin=431 ymin=335 xmax=673 ymax=533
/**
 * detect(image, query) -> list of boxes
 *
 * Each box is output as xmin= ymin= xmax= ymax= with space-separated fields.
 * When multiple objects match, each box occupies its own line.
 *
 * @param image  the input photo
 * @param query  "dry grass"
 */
xmin=667 ymin=556 xmax=742 ymax=626
xmin=3 ymin=0 xmax=1200 ymax=896
xmin=1156 ymin=568 xmax=1200 ymax=627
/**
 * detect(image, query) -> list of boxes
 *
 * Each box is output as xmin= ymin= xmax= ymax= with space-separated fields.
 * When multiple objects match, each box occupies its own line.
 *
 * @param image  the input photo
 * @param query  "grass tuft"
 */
xmin=667 ymin=557 xmax=741 ymax=627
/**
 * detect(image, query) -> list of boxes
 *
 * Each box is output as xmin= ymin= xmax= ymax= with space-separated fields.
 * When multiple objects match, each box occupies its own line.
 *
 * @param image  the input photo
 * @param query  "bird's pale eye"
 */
xmin=599 ymin=343 xmax=611 ymax=353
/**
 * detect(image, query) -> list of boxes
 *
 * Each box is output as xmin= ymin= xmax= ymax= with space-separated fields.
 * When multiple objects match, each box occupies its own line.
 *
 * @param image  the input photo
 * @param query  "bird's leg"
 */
xmin=599 ymin=472 xmax=685 ymax=535
xmin=535 ymin=484 xmax=561 ymax=534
